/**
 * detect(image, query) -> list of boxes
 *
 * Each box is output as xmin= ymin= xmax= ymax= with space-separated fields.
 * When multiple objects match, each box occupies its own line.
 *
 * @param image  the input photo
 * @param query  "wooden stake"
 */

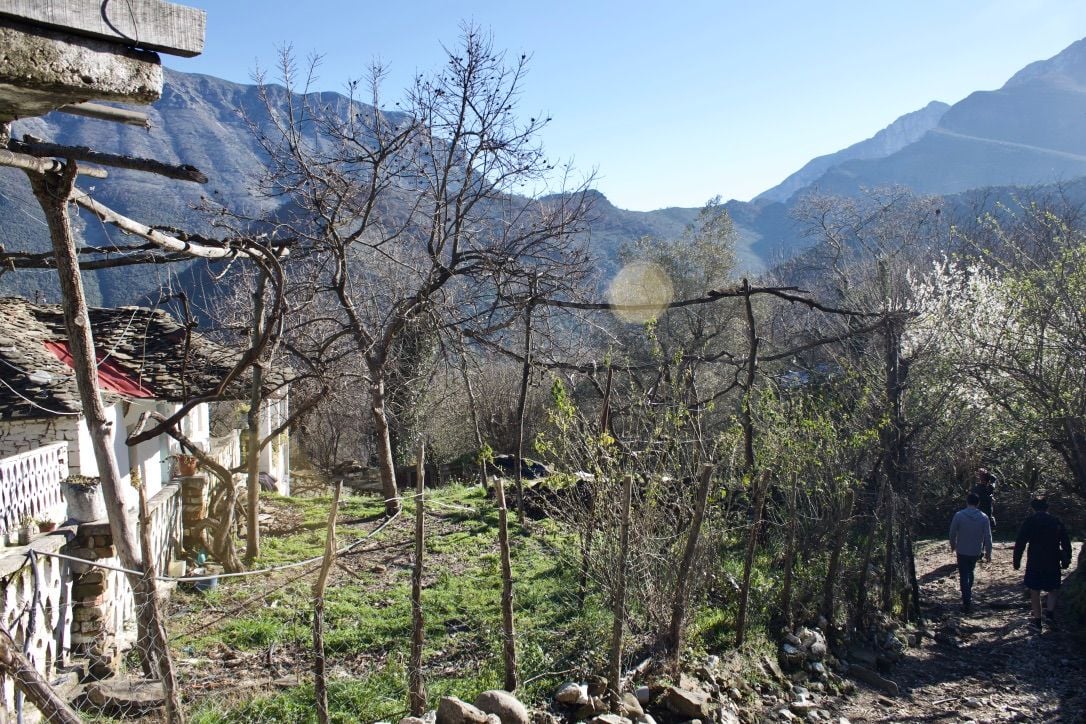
xmin=313 ymin=481 xmax=342 ymax=724
xmin=139 ymin=483 xmax=182 ymax=722
xmin=494 ymin=475 xmax=518 ymax=691
xmin=608 ymin=474 xmax=633 ymax=706
xmin=409 ymin=444 xmax=427 ymax=715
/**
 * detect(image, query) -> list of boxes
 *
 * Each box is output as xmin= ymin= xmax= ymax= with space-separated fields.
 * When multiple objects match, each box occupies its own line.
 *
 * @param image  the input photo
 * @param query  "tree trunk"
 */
xmin=371 ymin=377 xmax=402 ymax=517
xmin=881 ymin=493 xmax=895 ymax=614
xmin=460 ymin=362 xmax=489 ymax=490
xmin=778 ymin=472 xmax=800 ymax=630
xmin=822 ymin=489 xmax=854 ymax=629
xmin=28 ymin=165 xmax=177 ymax=699
xmin=513 ymin=303 xmax=534 ymax=528
xmin=666 ymin=463 xmax=713 ymax=661
xmin=409 ymin=444 xmax=427 ymax=716
xmin=312 ymin=482 xmax=342 ymax=724
xmin=494 ymin=475 xmax=518 ymax=691
xmin=735 ymin=472 xmax=768 ymax=648
xmin=608 ymin=474 xmax=633 ymax=707
xmin=0 ymin=628 xmax=81 ymax=724
xmin=245 ymin=272 xmax=268 ymax=561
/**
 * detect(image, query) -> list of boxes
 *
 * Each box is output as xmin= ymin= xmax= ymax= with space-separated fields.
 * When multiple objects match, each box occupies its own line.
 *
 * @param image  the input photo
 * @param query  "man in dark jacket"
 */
xmin=971 ymin=468 xmax=997 ymax=531
xmin=1013 ymin=496 xmax=1073 ymax=629
xmin=949 ymin=492 xmax=993 ymax=613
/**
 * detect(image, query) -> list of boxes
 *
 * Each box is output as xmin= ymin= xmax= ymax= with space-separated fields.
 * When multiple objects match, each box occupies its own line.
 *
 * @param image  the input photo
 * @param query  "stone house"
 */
xmin=0 ymin=295 xmax=291 ymax=522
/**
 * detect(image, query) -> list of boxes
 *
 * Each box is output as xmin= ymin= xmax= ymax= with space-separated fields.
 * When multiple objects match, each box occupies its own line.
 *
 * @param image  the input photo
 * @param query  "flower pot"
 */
xmin=37 ymin=521 xmax=57 ymax=533
xmin=177 ymin=456 xmax=199 ymax=477
xmin=17 ymin=526 xmax=33 ymax=545
xmin=64 ymin=483 xmax=107 ymax=522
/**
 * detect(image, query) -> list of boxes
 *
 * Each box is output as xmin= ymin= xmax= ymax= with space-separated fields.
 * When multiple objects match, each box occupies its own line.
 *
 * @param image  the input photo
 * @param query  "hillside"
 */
xmin=0 ymin=70 xmax=696 ymax=306
xmin=5 ymin=37 xmax=1086 ymax=304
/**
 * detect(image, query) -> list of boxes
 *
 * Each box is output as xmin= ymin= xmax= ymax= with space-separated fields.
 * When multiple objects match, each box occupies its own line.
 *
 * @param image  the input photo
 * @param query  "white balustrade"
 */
xmin=0 ymin=443 xmax=67 ymax=535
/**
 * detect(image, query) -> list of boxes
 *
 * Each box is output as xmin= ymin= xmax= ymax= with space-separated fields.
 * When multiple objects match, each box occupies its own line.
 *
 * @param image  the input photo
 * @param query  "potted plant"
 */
xmin=174 ymin=454 xmax=200 ymax=477
xmin=36 ymin=517 xmax=57 ymax=533
xmin=63 ymin=475 xmax=107 ymax=522
xmin=17 ymin=516 xmax=36 ymax=545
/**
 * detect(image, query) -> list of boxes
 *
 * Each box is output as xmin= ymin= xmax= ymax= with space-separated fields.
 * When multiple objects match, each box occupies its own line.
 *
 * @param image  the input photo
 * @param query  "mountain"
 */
xmin=0 ymin=69 xmax=699 ymax=306
xmin=4 ymin=37 xmax=1086 ymax=305
xmin=755 ymin=100 xmax=950 ymax=205
xmin=729 ymin=37 xmax=1086 ymax=263
xmin=794 ymin=38 xmax=1086 ymax=199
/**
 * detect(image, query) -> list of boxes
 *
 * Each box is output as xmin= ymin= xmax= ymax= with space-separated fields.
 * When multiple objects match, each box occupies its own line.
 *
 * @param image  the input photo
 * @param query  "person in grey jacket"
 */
xmin=949 ymin=492 xmax=994 ymax=612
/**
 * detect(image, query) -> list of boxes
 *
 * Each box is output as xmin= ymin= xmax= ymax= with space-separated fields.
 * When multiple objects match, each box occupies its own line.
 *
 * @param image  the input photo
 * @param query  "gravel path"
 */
xmin=838 ymin=540 xmax=1085 ymax=723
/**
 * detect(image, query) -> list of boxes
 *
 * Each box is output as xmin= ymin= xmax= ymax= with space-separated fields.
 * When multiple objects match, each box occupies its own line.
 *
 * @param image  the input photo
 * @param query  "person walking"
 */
xmin=971 ymin=468 xmax=997 ymax=532
xmin=1013 ymin=495 xmax=1073 ymax=630
xmin=949 ymin=492 xmax=993 ymax=613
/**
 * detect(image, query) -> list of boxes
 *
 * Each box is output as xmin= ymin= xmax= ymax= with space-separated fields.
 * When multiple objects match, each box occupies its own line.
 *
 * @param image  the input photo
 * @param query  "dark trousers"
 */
xmin=957 ymin=554 xmax=981 ymax=605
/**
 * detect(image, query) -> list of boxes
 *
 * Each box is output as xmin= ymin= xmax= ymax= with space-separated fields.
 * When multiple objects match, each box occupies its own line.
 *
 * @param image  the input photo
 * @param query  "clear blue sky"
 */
xmin=167 ymin=1 xmax=1086 ymax=211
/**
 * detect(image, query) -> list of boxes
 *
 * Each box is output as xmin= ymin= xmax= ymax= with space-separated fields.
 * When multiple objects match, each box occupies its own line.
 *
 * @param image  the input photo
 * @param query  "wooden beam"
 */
xmin=0 ymin=148 xmax=107 ymax=177
xmin=10 ymin=138 xmax=206 ymax=182
xmin=72 ymin=192 xmax=243 ymax=259
xmin=57 ymin=102 xmax=150 ymax=127
xmin=0 ymin=0 xmax=205 ymax=57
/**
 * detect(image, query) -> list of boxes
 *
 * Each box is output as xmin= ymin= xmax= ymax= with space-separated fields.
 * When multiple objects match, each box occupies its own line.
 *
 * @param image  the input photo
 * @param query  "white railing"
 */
xmin=0 ymin=537 xmax=73 ymax=720
xmin=0 ymin=443 xmax=67 ymax=535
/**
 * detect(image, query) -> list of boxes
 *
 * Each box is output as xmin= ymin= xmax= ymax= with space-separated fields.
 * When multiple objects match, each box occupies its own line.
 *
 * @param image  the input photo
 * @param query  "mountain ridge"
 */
xmin=4 ymin=38 xmax=1086 ymax=304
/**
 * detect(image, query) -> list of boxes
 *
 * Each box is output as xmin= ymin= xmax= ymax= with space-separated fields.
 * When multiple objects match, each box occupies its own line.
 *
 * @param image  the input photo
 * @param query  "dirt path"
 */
xmin=839 ymin=540 xmax=1085 ymax=723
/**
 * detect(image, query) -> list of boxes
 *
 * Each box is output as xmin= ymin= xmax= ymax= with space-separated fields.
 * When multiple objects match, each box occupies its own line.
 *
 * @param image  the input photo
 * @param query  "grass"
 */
xmin=173 ymin=484 xmax=611 ymax=722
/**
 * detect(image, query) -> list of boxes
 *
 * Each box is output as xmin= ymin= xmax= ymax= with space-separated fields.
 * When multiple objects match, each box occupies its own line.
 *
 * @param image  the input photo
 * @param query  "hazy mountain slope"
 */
xmin=754 ymin=100 xmax=949 ymax=205
xmin=794 ymin=38 xmax=1086 ymax=201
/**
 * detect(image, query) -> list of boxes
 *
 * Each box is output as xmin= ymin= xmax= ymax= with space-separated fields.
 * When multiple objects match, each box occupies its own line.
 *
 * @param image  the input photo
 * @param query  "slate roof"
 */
xmin=0 ymin=297 xmax=282 ymax=421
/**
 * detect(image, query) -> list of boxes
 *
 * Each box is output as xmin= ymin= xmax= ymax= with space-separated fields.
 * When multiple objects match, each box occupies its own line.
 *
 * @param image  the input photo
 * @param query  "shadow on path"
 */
xmin=843 ymin=542 xmax=1085 ymax=723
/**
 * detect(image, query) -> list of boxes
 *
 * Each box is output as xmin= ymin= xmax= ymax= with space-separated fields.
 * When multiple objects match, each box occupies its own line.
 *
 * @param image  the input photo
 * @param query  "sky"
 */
xmin=168 ymin=1 xmax=1086 ymax=212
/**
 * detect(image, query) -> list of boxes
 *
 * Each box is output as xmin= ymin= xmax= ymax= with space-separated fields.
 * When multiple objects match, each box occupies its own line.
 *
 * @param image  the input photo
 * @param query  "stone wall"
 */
xmin=0 ymin=418 xmax=80 ymax=471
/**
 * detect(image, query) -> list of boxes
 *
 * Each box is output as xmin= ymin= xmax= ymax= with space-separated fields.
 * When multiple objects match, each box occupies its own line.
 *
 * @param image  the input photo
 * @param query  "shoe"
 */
xmin=1044 ymin=610 xmax=1056 ymax=628
xmin=962 ymin=603 xmax=972 ymax=614
xmin=1030 ymin=618 xmax=1043 ymax=631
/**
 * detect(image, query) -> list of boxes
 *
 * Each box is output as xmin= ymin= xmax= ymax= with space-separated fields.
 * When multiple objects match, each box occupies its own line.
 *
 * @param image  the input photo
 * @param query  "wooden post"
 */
xmin=667 ymin=464 xmax=714 ymax=662
xmin=608 ymin=474 xmax=633 ymax=706
xmin=313 ymin=482 xmax=342 ymax=724
xmin=734 ymin=280 xmax=765 ymax=648
xmin=494 ymin=475 xmax=518 ymax=691
xmin=409 ymin=444 xmax=427 ymax=715
xmin=0 ymin=628 xmax=81 ymax=724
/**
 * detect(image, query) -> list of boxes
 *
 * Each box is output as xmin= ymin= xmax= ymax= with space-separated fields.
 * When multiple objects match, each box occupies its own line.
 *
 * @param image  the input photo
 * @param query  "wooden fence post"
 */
xmin=313 ymin=482 xmax=342 ymax=724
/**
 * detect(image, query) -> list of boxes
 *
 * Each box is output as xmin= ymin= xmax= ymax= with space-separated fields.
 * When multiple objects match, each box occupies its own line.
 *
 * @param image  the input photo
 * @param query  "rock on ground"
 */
xmin=474 ymin=690 xmax=530 ymax=724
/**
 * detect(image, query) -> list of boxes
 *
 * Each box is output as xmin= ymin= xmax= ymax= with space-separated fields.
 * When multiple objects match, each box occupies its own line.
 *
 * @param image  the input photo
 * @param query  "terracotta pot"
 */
xmin=38 ymin=521 xmax=57 ymax=533
xmin=177 ymin=456 xmax=199 ymax=476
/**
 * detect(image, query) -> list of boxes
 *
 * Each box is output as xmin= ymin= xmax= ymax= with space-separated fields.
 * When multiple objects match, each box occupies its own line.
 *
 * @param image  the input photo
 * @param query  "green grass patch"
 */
xmin=179 ymin=484 xmax=611 ymax=718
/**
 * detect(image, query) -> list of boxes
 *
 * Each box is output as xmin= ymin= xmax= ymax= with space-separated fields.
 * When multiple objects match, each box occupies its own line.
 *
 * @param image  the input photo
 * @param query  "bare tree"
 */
xmin=245 ymin=28 xmax=593 ymax=516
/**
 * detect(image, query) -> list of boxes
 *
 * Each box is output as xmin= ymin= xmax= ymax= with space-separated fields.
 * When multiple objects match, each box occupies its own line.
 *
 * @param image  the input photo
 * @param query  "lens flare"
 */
xmin=607 ymin=261 xmax=674 ymax=324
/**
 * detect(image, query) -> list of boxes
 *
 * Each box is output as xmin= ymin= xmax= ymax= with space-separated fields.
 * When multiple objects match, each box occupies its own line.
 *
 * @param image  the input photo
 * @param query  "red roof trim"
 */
xmin=43 ymin=340 xmax=155 ymax=398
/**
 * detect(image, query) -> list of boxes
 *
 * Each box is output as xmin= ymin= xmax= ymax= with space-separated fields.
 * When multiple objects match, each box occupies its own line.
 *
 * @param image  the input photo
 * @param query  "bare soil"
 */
xmin=838 ymin=540 xmax=1086 ymax=723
